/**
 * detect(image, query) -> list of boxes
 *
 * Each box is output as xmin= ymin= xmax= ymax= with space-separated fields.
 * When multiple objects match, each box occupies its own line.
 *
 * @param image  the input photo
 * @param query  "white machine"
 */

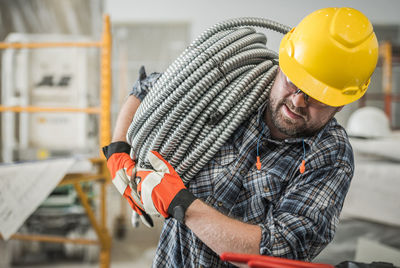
xmin=1 ymin=33 xmax=98 ymax=162
xmin=346 ymin=106 xmax=391 ymax=139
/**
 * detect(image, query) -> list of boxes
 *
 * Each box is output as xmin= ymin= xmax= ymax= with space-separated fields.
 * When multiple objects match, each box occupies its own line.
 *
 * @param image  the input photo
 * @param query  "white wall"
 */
xmin=105 ymin=0 xmax=400 ymax=52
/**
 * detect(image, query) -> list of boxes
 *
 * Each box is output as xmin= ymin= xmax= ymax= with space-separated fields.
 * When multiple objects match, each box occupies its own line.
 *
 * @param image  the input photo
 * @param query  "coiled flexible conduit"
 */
xmin=127 ymin=17 xmax=290 ymax=183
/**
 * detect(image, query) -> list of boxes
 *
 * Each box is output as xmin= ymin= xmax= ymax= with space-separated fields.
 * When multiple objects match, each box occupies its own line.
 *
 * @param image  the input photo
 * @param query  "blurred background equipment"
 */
xmin=1 ymin=33 xmax=99 ymax=162
xmin=347 ymin=106 xmax=391 ymax=139
xmin=0 ymin=0 xmax=104 ymax=162
xmin=0 ymin=0 xmax=113 ymax=266
xmin=342 ymin=107 xmax=400 ymax=227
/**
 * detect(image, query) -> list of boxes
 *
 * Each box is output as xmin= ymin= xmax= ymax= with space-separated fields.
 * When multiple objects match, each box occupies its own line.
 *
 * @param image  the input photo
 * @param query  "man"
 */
xmin=103 ymin=7 xmax=378 ymax=267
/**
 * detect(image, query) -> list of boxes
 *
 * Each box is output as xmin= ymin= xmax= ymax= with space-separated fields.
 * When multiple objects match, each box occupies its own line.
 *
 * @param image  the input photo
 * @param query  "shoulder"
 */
xmin=310 ymin=118 xmax=354 ymax=172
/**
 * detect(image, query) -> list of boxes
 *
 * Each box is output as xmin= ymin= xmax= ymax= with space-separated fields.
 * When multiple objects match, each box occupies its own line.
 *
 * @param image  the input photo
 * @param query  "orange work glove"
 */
xmin=136 ymin=151 xmax=197 ymax=223
xmin=102 ymin=141 xmax=153 ymax=227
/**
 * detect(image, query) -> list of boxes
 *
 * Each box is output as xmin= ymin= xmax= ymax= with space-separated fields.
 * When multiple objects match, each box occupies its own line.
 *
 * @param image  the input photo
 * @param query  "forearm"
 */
xmin=185 ymin=199 xmax=261 ymax=256
xmin=112 ymin=95 xmax=141 ymax=142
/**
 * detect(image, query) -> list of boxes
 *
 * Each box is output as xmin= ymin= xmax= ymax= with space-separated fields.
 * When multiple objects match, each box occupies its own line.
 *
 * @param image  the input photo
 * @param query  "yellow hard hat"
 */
xmin=279 ymin=7 xmax=379 ymax=107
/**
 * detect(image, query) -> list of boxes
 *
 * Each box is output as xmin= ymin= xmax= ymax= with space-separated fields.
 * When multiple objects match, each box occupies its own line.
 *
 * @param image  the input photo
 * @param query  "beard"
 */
xmin=266 ymin=94 xmax=325 ymax=138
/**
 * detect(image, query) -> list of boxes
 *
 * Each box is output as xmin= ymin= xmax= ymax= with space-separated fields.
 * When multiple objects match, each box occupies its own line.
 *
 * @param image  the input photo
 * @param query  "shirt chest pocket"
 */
xmin=204 ymin=142 xmax=242 ymax=210
xmin=243 ymin=170 xmax=285 ymax=206
xmin=210 ymin=142 xmax=239 ymax=180
xmin=213 ymin=142 xmax=238 ymax=166
xmin=232 ymin=171 xmax=286 ymax=223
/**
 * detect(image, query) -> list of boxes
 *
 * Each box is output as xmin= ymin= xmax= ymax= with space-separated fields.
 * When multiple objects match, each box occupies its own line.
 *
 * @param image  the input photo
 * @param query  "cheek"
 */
xmin=269 ymin=88 xmax=288 ymax=108
xmin=308 ymin=108 xmax=335 ymax=126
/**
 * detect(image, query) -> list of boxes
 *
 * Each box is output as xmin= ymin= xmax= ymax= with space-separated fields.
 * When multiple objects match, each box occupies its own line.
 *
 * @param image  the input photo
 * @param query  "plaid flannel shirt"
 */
xmin=129 ymin=69 xmax=354 ymax=267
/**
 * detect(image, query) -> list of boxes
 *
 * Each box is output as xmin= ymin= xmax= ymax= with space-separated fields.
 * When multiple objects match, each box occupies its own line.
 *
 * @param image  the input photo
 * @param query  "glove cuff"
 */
xmin=102 ymin=141 xmax=131 ymax=160
xmin=167 ymin=189 xmax=197 ymax=224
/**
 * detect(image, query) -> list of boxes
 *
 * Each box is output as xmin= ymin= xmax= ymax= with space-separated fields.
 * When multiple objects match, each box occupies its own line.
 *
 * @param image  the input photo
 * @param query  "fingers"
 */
xmin=104 ymin=143 xmax=157 ymax=227
xmin=135 ymin=168 xmax=163 ymax=216
xmin=135 ymin=153 xmax=184 ymax=218
xmin=135 ymin=169 xmax=153 ymax=193
xmin=107 ymin=152 xmax=135 ymax=178
xmin=139 ymin=213 xmax=154 ymax=228
xmin=125 ymin=186 xmax=145 ymax=211
xmin=141 ymin=172 xmax=164 ymax=215
xmin=113 ymin=169 xmax=130 ymax=195
xmin=147 ymin=151 xmax=175 ymax=174
xmin=125 ymin=161 xmax=136 ymax=178
xmin=124 ymin=187 xmax=155 ymax=227
xmin=124 ymin=187 xmax=143 ymax=211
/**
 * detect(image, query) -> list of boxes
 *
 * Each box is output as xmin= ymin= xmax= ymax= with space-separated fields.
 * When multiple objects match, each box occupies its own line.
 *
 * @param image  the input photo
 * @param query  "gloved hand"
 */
xmin=136 ymin=151 xmax=197 ymax=223
xmin=102 ymin=141 xmax=153 ymax=227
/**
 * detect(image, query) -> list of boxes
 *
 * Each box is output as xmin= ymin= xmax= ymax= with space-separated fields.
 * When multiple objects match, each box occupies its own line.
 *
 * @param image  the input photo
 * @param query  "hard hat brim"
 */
xmin=279 ymin=49 xmax=367 ymax=107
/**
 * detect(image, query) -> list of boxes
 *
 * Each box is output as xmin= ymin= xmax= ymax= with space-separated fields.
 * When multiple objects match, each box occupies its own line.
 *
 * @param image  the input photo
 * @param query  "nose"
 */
xmin=291 ymin=92 xmax=307 ymax=108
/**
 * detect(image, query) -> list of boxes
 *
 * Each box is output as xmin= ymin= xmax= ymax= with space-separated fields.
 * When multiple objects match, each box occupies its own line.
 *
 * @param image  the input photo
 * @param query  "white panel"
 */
xmin=355 ymin=238 xmax=400 ymax=266
xmin=1 ymin=33 xmax=97 ymax=160
xmin=341 ymin=156 xmax=400 ymax=226
xmin=0 ymin=158 xmax=76 ymax=240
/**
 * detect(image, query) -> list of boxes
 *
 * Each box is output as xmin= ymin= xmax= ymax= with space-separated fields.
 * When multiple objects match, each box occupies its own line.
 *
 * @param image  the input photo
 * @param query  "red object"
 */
xmin=220 ymin=252 xmax=334 ymax=268
xmin=256 ymin=156 xmax=262 ymax=170
xmin=107 ymin=152 xmax=141 ymax=212
xmin=105 ymin=147 xmax=147 ymax=218
xmin=136 ymin=151 xmax=188 ymax=218
xmin=299 ymin=160 xmax=306 ymax=174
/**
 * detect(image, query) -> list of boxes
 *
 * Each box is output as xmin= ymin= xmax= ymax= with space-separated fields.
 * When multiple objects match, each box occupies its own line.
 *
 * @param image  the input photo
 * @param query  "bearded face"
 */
xmin=265 ymin=69 xmax=342 ymax=139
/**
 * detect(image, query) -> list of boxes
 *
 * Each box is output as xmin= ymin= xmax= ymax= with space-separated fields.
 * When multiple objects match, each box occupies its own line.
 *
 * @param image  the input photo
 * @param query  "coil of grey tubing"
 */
xmin=126 ymin=17 xmax=290 ymax=183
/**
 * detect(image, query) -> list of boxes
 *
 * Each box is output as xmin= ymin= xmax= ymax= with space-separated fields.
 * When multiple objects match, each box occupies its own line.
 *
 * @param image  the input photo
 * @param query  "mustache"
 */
xmin=281 ymin=99 xmax=307 ymax=118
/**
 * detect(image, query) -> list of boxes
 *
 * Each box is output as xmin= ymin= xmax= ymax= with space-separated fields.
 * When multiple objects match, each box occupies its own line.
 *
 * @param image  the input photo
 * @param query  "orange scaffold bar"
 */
xmin=0 ymin=15 xmax=112 ymax=268
xmin=0 ymin=14 xmax=112 ymax=147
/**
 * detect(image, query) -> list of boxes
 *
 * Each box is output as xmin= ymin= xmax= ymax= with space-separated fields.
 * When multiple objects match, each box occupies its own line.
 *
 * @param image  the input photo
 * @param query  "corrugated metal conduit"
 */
xmin=127 ymin=18 xmax=290 ymax=183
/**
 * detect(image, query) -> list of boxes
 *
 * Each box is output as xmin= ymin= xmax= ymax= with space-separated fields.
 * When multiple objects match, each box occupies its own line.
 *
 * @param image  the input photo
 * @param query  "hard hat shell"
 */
xmin=279 ymin=7 xmax=379 ymax=107
xmin=347 ymin=107 xmax=391 ymax=138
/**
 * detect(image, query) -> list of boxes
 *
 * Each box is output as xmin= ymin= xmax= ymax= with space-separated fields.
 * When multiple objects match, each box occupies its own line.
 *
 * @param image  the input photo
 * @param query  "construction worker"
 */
xmin=103 ymin=7 xmax=378 ymax=267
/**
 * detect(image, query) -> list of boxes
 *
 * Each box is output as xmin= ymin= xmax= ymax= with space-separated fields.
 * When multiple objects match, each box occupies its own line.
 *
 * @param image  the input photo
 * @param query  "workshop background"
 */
xmin=0 ymin=0 xmax=399 ymax=267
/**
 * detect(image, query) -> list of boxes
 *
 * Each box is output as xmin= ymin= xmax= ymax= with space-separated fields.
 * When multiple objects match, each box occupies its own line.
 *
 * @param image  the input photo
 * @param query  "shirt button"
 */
xmin=263 ymin=140 xmax=268 ymax=147
xmin=217 ymin=201 xmax=223 ymax=207
xmin=240 ymin=169 xmax=247 ymax=176
xmin=264 ymin=187 xmax=269 ymax=192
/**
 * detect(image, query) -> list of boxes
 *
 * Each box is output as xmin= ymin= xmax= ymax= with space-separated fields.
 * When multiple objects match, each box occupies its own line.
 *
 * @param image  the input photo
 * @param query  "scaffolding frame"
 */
xmin=359 ymin=41 xmax=400 ymax=129
xmin=0 ymin=15 xmax=113 ymax=268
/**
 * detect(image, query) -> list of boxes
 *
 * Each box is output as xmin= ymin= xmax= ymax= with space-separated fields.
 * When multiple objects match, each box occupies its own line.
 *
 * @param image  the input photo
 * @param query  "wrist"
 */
xmin=102 ymin=141 xmax=131 ymax=160
xmin=167 ymin=189 xmax=197 ymax=224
